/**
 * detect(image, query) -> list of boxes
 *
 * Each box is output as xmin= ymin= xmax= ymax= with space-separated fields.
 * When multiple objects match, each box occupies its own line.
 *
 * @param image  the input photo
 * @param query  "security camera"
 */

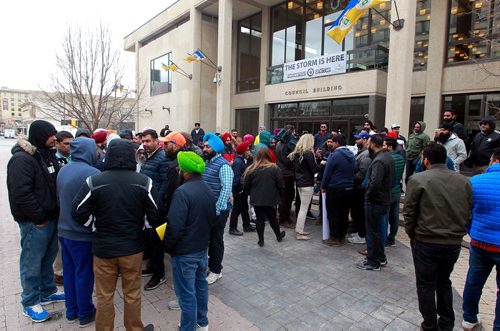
xmin=213 ymin=75 xmax=217 ymax=84
xmin=364 ymin=114 xmax=369 ymax=119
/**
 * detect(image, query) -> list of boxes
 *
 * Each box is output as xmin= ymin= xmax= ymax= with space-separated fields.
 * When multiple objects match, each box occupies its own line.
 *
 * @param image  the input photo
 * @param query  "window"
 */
xmin=150 ymin=53 xmax=172 ymax=96
xmin=448 ymin=0 xmax=500 ymax=63
xmin=270 ymin=0 xmax=391 ymax=66
xmin=414 ymin=0 xmax=431 ymax=70
xmin=237 ymin=13 xmax=262 ymax=93
xmin=409 ymin=97 xmax=425 ymax=135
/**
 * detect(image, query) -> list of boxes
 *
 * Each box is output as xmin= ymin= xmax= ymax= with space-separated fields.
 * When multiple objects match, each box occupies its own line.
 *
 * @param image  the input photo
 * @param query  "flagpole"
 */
xmin=197 ymin=49 xmax=221 ymax=72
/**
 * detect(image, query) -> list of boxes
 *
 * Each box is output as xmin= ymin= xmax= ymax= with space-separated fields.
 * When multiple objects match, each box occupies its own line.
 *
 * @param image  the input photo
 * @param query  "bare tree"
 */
xmin=36 ymin=24 xmax=143 ymax=131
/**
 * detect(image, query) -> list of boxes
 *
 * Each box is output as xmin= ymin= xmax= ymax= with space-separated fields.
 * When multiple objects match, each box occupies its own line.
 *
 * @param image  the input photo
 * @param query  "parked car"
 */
xmin=4 ymin=129 xmax=16 ymax=139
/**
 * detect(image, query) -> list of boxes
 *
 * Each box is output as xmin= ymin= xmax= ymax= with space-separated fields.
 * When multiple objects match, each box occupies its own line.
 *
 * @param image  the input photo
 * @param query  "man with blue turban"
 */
xmin=201 ymin=133 xmax=234 ymax=285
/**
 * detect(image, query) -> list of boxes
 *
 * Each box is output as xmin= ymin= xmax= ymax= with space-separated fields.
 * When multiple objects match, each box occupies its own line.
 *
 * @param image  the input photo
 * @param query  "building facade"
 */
xmin=125 ymin=0 xmax=500 ymax=143
xmin=0 ymin=88 xmax=33 ymax=133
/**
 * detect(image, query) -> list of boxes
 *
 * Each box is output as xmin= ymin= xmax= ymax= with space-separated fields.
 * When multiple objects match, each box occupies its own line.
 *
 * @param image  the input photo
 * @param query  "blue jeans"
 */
xmin=172 ymin=249 xmax=209 ymax=331
xmin=59 ymin=237 xmax=95 ymax=320
xmin=387 ymin=192 xmax=401 ymax=244
xmin=365 ymin=202 xmax=388 ymax=266
xmin=463 ymin=245 xmax=500 ymax=329
xmin=19 ymin=221 xmax=58 ymax=307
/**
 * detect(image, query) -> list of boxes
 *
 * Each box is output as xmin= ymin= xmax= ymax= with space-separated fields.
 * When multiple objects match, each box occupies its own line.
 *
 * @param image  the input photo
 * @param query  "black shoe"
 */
xmin=355 ymin=260 xmax=380 ymax=271
xmin=386 ymin=240 xmax=396 ymax=247
xmin=243 ymin=226 xmax=256 ymax=232
xmin=277 ymin=231 xmax=286 ymax=242
xmin=250 ymin=218 xmax=257 ymax=224
xmin=144 ymin=275 xmax=166 ymax=291
xmin=258 ymin=240 xmax=264 ymax=247
xmin=142 ymin=268 xmax=154 ymax=277
xmin=79 ymin=311 xmax=95 ymax=328
xmin=364 ymin=258 xmax=387 ymax=267
xmin=229 ymin=228 xmax=243 ymax=236
xmin=144 ymin=323 xmax=154 ymax=331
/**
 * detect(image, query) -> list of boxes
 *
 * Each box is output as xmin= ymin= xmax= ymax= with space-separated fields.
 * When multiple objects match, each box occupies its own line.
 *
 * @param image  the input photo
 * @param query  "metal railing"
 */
xmin=266 ymin=45 xmax=389 ymax=85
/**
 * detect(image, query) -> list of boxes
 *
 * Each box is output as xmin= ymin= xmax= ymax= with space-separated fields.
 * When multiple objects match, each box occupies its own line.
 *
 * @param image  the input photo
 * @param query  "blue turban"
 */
xmin=203 ymin=133 xmax=224 ymax=153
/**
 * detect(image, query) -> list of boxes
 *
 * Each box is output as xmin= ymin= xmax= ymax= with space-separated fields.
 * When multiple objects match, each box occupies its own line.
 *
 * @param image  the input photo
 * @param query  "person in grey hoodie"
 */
xmin=56 ymin=137 xmax=100 ymax=327
xmin=435 ymin=123 xmax=467 ymax=172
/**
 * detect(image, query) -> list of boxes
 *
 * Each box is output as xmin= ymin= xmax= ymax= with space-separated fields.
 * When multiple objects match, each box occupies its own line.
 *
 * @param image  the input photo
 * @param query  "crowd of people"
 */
xmin=5 ymin=109 xmax=500 ymax=330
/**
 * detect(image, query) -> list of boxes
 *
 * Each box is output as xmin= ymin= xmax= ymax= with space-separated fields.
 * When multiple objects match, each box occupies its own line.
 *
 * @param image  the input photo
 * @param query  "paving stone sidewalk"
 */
xmin=0 ymin=139 xmax=496 ymax=330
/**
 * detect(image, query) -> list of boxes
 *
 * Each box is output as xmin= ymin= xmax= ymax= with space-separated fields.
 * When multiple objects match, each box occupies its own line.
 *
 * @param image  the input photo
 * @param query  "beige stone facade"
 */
xmin=125 ymin=0 xmax=500 ymax=139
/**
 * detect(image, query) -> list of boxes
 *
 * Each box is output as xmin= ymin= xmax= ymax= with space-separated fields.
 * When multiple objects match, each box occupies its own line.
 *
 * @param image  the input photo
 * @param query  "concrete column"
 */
xmin=423 ymin=0 xmax=449 ymax=132
xmin=135 ymin=42 xmax=141 ymax=131
xmin=259 ymin=6 xmax=270 ymax=128
xmin=191 ymin=5 xmax=202 ymax=126
xmin=384 ymin=1 xmax=417 ymax=136
xmin=216 ymin=0 xmax=233 ymax=132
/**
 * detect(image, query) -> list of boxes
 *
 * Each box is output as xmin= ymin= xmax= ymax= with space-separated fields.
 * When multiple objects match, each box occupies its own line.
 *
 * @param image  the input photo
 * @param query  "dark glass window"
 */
xmin=150 ymin=53 xmax=172 ymax=96
xmin=409 ymin=97 xmax=425 ymax=136
xmin=414 ymin=0 xmax=431 ymax=70
xmin=448 ymin=0 xmax=500 ymax=63
xmin=237 ymin=13 xmax=262 ymax=93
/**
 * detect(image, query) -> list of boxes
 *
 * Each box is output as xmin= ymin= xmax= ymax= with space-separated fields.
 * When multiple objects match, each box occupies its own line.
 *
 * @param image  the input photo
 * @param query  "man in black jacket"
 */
xmin=164 ymin=151 xmax=216 ymax=331
xmin=72 ymin=139 xmax=160 ymax=331
xmin=229 ymin=141 xmax=255 ymax=235
xmin=355 ymin=134 xmax=394 ymax=271
xmin=467 ymin=116 xmax=500 ymax=175
xmin=276 ymin=124 xmax=298 ymax=229
xmin=140 ymin=129 xmax=173 ymax=291
xmin=7 ymin=120 xmax=65 ymax=323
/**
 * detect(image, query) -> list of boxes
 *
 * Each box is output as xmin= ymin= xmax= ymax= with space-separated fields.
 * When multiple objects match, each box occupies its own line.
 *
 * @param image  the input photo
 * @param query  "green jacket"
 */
xmin=389 ymin=151 xmax=405 ymax=194
xmin=403 ymin=164 xmax=472 ymax=245
xmin=405 ymin=121 xmax=430 ymax=160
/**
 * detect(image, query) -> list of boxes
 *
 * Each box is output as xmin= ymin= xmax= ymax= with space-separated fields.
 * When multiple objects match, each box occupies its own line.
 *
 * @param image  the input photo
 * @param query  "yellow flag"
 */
xmin=327 ymin=0 xmax=390 ymax=44
xmin=156 ymin=223 xmax=167 ymax=240
xmin=169 ymin=64 xmax=178 ymax=71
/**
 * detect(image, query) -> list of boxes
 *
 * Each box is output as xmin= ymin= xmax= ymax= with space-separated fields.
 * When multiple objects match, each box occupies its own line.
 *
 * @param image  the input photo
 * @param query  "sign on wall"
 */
xmin=283 ymin=52 xmax=347 ymax=82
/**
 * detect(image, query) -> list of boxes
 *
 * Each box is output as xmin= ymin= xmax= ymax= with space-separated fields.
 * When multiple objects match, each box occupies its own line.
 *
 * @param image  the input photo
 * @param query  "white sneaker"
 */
xmin=197 ymin=323 xmax=209 ymax=330
xmin=206 ymin=272 xmax=222 ymax=285
xmin=462 ymin=316 xmax=481 ymax=330
xmin=347 ymin=233 xmax=366 ymax=244
xmin=167 ymin=299 xmax=180 ymax=310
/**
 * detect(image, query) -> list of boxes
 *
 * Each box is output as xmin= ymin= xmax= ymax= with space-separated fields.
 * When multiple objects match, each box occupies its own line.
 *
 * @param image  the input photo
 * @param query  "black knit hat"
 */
xmin=28 ymin=120 xmax=57 ymax=149
xmin=439 ymin=122 xmax=455 ymax=132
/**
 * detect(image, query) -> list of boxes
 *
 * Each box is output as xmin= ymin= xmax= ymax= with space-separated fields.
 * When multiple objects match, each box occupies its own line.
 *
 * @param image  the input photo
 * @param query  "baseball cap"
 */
xmin=159 ymin=131 xmax=186 ymax=147
xmin=391 ymin=123 xmax=401 ymax=129
xmin=354 ymin=132 xmax=370 ymax=139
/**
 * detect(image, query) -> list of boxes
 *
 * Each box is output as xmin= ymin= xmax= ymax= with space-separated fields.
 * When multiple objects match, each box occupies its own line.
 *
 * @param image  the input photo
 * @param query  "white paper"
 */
xmin=322 ymin=192 xmax=329 ymax=240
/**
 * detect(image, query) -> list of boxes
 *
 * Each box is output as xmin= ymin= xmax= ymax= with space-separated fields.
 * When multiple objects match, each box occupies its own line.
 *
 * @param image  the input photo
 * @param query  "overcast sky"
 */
xmin=1 ymin=0 xmax=176 ymax=91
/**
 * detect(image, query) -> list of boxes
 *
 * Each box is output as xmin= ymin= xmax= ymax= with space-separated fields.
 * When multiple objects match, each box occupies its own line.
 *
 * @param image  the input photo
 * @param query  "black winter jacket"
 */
xmin=232 ymin=155 xmax=247 ymax=191
xmin=244 ymin=166 xmax=285 ymax=207
xmin=293 ymin=151 xmax=320 ymax=187
xmin=7 ymin=138 xmax=60 ymax=224
xmin=164 ymin=176 xmax=216 ymax=256
xmin=276 ymin=141 xmax=295 ymax=178
xmin=72 ymin=140 xmax=161 ymax=258
xmin=365 ymin=150 xmax=395 ymax=205
xmin=468 ymin=119 xmax=500 ymax=166
xmin=140 ymin=147 xmax=169 ymax=199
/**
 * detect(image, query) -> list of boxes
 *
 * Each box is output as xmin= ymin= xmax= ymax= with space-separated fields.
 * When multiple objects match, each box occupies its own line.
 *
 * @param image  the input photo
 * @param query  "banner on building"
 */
xmin=283 ymin=52 xmax=347 ymax=82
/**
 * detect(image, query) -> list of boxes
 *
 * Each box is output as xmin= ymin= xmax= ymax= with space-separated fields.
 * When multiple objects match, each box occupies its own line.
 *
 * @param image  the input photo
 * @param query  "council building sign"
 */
xmin=283 ymin=52 xmax=347 ymax=82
